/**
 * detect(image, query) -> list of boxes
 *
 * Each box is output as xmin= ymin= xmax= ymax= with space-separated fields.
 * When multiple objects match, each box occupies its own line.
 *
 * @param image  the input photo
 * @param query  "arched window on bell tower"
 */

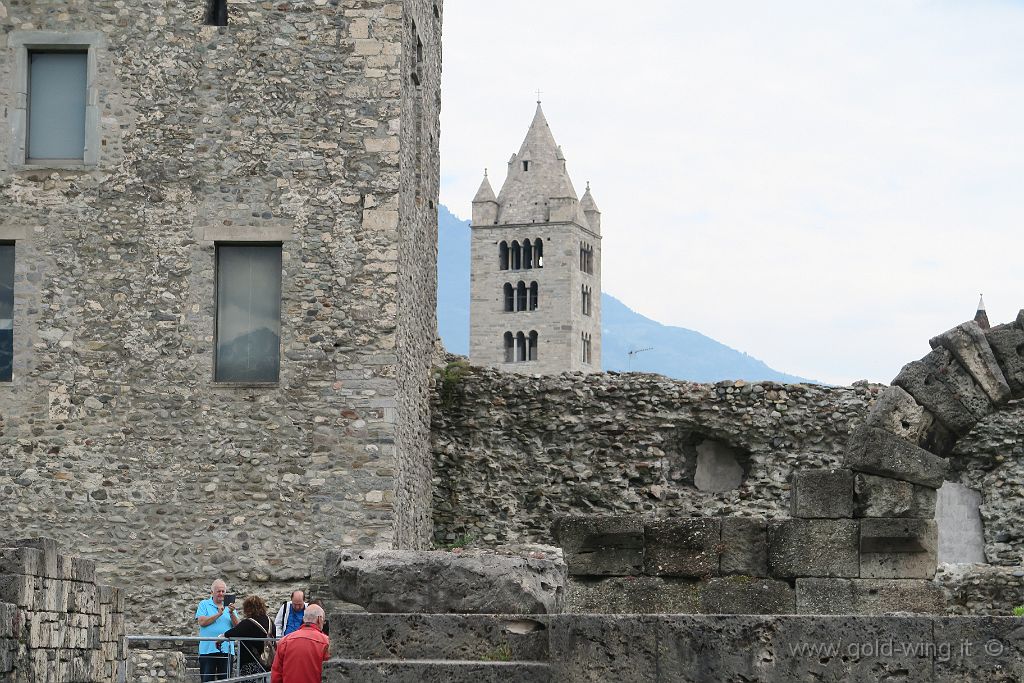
xmin=523 ymin=239 xmax=533 ymax=269
xmin=503 ymin=332 xmax=514 ymax=363
xmin=499 ymin=241 xmax=509 ymax=270
xmin=516 ymin=281 xmax=527 ymax=311
xmin=510 ymin=241 xmax=522 ymax=270
xmin=503 ymin=283 xmax=514 ymax=312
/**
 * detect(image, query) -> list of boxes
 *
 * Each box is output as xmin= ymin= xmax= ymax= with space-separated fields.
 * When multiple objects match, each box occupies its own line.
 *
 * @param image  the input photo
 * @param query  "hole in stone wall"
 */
xmin=1016 ymin=343 xmax=1024 ymax=357
xmin=665 ymin=432 xmax=749 ymax=492
xmin=694 ymin=440 xmax=745 ymax=492
xmin=936 ymin=481 xmax=986 ymax=564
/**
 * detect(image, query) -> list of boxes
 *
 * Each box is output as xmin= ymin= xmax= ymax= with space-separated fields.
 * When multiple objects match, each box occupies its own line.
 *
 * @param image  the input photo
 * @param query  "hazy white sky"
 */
xmin=438 ymin=1 xmax=1024 ymax=385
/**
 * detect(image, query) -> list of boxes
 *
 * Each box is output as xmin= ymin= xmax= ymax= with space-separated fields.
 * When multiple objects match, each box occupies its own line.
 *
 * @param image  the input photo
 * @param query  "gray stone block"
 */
xmin=930 ymin=321 xmax=1012 ymax=405
xmin=790 ymin=469 xmax=854 ymax=518
xmin=770 ymin=615 xmax=936 ymax=682
xmin=548 ymin=614 xmax=658 ymax=683
xmin=10 ymin=539 xmax=58 ymax=579
xmin=0 ymin=548 xmax=42 ymax=577
xmin=893 ymin=349 xmax=987 ymax=436
xmin=864 ymin=385 xmax=957 ymax=455
xmin=853 ymin=473 xmax=937 ymax=518
xmin=324 ymin=660 xmax=553 ymax=683
xmin=720 ymin=517 xmax=768 ymax=576
xmin=644 ymin=518 xmax=721 ymax=578
xmin=986 ymin=319 xmax=1024 ymax=399
xmin=796 ymin=578 xmax=945 ymax=614
xmin=933 ymin=616 xmax=1024 ymax=682
xmin=700 ymin=577 xmax=795 ymax=615
xmin=326 ymin=549 xmax=566 ymax=614
xmin=553 ymin=516 xmax=643 ymax=577
xmin=860 ymin=518 xmax=938 ymax=579
xmin=654 ymin=615 xmax=777 ymax=680
xmin=845 ymin=425 xmax=949 ymax=488
xmin=768 ymin=519 xmax=859 ymax=579
xmin=0 ymin=575 xmax=33 ymax=609
xmin=566 ymin=576 xmax=701 ymax=614
xmin=327 ymin=613 xmax=549 ymax=662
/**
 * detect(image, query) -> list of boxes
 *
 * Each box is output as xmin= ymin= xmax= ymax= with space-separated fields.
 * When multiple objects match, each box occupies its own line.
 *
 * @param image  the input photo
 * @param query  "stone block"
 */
xmin=893 ymin=350 xmax=986 ymax=436
xmin=654 ymin=615 xmax=777 ymax=680
xmin=327 ymin=613 xmax=550 ymax=662
xmin=566 ymin=576 xmax=700 ymax=614
xmin=644 ymin=518 xmax=721 ymax=578
xmin=70 ymin=557 xmax=96 ymax=584
xmin=326 ymin=548 xmax=566 ymax=614
xmin=933 ymin=616 xmax=1024 ymax=681
xmin=771 ymin=615 xmax=936 ymax=682
xmin=700 ymin=577 xmax=795 ymax=615
xmin=844 ymin=425 xmax=949 ymax=488
xmin=0 ymin=548 xmax=42 ymax=577
xmin=10 ymin=539 xmax=58 ymax=579
xmin=790 ymin=469 xmax=854 ymax=518
xmin=720 ymin=517 xmax=768 ymax=576
xmin=795 ymin=578 xmax=945 ymax=614
xmin=930 ymin=321 xmax=1012 ymax=405
xmin=863 ymin=385 xmax=957 ymax=455
xmin=985 ymin=319 xmax=1024 ymax=398
xmin=0 ymin=575 xmax=33 ymax=609
xmin=767 ymin=519 xmax=859 ymax=579
xmin=860 ymin=518 xmax=938 ymax=579
xmin=853 ymin=473 xmax=936 ymax=518
xmin=548 ymin=614 xmax=658 ymax=683
xmin=553 ymin=516 xmax=643 ymax=576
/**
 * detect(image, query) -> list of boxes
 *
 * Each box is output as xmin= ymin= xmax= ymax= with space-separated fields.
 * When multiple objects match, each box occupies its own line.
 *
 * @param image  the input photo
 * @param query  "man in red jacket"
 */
xmin=270 ymin=603 xmax=330 ymax=683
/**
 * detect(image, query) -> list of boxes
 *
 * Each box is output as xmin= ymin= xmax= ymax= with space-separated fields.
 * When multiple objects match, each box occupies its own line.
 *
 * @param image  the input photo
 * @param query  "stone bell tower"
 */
xmin=469 ymin=102 xmax=602 ymax=374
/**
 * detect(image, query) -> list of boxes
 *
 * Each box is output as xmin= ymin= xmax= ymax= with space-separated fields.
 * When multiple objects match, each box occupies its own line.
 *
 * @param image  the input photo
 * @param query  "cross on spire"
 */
xmin=535 ymin=89 xmax=543 ymax=104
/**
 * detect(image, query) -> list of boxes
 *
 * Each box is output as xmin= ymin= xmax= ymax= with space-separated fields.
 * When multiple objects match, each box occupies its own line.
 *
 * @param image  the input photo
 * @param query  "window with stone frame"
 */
xmin=0 ymin=243 xmax=13 ymax=382
xmin=215 ymin=244 xmax=282 ymax=383
xmin=582 ymin=332 xmax=592 ymax=365
xmin=7 ymin=31 xmax=104 ymax=168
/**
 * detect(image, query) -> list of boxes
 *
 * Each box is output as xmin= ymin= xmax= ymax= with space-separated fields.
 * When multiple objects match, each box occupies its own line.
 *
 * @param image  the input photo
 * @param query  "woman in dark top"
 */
xmin=222 ymin=595 xmax=276 ymax=675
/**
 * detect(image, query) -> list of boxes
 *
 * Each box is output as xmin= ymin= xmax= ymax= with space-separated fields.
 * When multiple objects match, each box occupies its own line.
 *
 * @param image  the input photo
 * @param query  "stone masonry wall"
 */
xmin=0 ymin=0 xmax=441 ymax=635
xmin=431 ymin=359 xmax=1024 ymax=566
xmin=0 ymin=538 xmax=125 ymax=683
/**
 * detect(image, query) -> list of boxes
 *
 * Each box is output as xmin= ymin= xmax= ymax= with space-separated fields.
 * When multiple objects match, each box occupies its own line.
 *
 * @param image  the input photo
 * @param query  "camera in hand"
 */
xmin=224 ymin=594 xmax=236 ymax=606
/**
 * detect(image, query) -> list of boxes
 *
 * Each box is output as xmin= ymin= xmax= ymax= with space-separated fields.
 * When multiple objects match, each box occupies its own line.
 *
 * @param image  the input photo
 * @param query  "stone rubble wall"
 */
xmin=0 ymin=538 xmax=125 ymax=683
xmin=431 ymin=348 xmax=1024 ymax=568
xmin=127 ymin=650 xmax=186 ymax=683
xmin=0 ymin=0 xmax=441 ymax=636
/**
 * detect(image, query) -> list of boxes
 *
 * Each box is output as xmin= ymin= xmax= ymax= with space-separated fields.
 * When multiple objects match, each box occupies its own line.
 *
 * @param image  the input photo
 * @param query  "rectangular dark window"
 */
xmin=0 ymin=244 xmax=13 ymax=382
xmin=215 ymin=245 xmax=282 ymax=382
xmin=28 ymin=51 xmax=87 ymax=161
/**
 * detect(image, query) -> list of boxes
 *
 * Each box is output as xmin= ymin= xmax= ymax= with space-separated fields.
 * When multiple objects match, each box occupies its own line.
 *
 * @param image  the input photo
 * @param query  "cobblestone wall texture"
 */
xmin=0 ymin=0 xmax=441 ymax=635
xmin=431 ymin=361 xmax=1024 ymax=569
xmin=0 ymin=538 xmax=125 ymax=683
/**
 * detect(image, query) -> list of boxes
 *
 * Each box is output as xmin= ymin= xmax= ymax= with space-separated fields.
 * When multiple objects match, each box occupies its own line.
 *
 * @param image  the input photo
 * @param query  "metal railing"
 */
xmin=121 ymin=635 xmax=277 ymax=683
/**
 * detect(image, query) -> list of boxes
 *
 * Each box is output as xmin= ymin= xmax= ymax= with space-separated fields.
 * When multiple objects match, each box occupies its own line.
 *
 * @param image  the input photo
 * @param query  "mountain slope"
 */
xmin=436 ymin=204 xmax=812 ymax=383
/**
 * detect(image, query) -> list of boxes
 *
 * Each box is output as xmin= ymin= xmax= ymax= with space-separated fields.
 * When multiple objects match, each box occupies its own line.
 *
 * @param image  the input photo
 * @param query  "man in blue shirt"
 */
xmin=195 ymin=579 xmax=240 ymax=681
xmin=273 ymin=590 xmax=308 ymax=637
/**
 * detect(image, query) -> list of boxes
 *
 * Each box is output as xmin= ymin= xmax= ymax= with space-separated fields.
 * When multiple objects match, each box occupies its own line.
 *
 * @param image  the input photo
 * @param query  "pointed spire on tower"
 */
xmin=472 ymin=168 xmax=496 ymax=203
xmin=975 ymin=294 xmax=990 ymax=330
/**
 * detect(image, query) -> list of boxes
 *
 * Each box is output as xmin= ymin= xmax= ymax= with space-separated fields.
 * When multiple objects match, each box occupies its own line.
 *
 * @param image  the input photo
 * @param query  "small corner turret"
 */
xmin=472 ymin=169 xmax=498 ymax=226
xmin=581 ymin=181 xmax=601 ymax=234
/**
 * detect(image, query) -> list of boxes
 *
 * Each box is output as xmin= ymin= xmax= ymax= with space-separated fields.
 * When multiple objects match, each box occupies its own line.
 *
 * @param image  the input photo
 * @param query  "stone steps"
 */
xmin=323 ymin=613 xmax=553 ymax=682
xmin=325 ymin=659 xmax=553 ymax=682
xmin=327 ymin=612 xmax=550 ymax=661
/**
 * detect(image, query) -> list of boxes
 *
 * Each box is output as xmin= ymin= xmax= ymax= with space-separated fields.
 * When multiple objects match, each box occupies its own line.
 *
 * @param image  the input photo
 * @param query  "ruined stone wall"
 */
xmin=431 ymin=363 xmax=874 ymax=545
xmin=0 ymin=0 xmax=440 ymax=635
xmin=431 ymin=362 xmax=1024 ymax=567
xmin=0 ymin=538 xmax=125 ymax=683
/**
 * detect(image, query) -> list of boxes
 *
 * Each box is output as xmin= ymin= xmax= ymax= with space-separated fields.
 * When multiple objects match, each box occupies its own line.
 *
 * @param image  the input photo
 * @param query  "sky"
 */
xmin=438 ymin=0 xmax=1024 ymax=386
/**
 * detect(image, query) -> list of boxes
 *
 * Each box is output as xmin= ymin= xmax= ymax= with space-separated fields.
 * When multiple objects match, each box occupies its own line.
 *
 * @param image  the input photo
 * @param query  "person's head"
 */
xmin=242 ymin=595 xmax=267 ymax=619
xmin=290 ymin=590 xmax=305 ymax=610
xmin=211 ymin=580 xmax=227 ymax=605
xmin=303 ymin=604 xmax=325 ymax=627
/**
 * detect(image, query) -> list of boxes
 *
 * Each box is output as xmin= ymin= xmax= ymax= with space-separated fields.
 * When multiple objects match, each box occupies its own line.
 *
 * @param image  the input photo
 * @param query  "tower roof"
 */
xmin=494 ymin=103 xmax=588 ymax=227
xmin=472 ymin=170 xmax=496 ymax=203
xmin=975 ymin=294 xmax=990 ymax=330
xmin=580 ymin=182 xmax=600 ymax=213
